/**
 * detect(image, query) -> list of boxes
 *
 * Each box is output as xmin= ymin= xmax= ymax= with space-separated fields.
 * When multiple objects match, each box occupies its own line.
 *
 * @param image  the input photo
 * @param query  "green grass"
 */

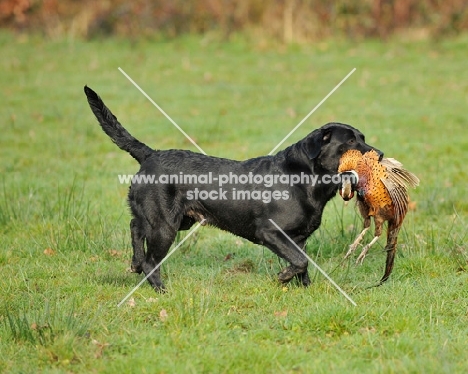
xmin=1 ymin=31 xmax=468 ymax=373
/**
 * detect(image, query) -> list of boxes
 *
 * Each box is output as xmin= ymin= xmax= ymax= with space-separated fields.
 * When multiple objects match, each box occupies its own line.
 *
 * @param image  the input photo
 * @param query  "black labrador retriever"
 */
xmin=84 ymin=86 xmax=382 ymax=291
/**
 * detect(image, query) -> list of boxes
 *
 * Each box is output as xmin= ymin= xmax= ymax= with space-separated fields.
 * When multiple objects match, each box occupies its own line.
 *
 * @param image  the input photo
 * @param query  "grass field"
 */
xmin=1 ymin=31 xmax=467 ymax=373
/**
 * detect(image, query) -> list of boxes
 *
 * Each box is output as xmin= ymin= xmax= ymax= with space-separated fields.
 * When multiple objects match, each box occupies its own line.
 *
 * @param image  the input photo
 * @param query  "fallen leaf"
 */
xmin=274 ymin=310 xmax=288 ymax=317
xmin=146 ymin=297 xmax=158 ymax=303
xmin=127 ymin=298 xmax=136 ymax=307
xmin=43 ymin=248 xmax=55 ymax=256
xmin=108 ymin=249 xmax=122 ymax=257
xmin=359 ymin=326 xmax=376 ymax=334
xmin=159 ymin=309 xmax=168 ymax=321
xmin=92 ymin=339 xmax=110 ymax=359
xmin=31 ymin=323 xmax=37 ymax=330
xmin=286 ymin=107 xmax=297 ymax=118
xmin=224 ymin=253 xmax=234 ymax=261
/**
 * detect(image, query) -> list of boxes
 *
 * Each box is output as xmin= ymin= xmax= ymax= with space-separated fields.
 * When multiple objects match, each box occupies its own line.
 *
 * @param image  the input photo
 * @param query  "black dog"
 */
xmin=84 ymin=86 xmax=382 ymax=291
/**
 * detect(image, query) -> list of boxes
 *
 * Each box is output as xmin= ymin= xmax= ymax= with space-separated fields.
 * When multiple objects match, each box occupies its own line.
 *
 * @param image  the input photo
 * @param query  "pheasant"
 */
xmin=338 ymin=149 xmax=419 ymax=284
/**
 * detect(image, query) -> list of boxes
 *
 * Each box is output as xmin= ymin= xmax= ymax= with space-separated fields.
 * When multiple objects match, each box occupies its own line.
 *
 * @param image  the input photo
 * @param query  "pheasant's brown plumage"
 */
xmin=338 ymin=149 xmax=419 ymax=284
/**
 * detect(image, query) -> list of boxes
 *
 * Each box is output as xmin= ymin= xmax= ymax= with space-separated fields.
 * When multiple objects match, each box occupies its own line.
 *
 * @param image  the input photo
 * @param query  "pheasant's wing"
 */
xmin=381 ymin=157 xmax=403 ymax=168
xmin=381 ymin=158 xmax=420 ymax=188
xmin=380 ymin=157 xmax=419 ymax=223
xmin=381 ymin=177 xmax=409 ymax=223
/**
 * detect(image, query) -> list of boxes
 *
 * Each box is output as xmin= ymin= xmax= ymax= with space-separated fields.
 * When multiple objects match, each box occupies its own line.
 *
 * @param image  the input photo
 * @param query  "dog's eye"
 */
xmin=347 ymin=139 xmax=356 ymax=145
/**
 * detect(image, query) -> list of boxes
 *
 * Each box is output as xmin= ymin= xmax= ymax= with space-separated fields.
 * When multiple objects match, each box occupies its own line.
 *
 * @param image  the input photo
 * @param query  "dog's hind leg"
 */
xmin=130 ymin=218 xmax=145 ymax=274
xmin=141 ymin=228 xmax=178 ymax=292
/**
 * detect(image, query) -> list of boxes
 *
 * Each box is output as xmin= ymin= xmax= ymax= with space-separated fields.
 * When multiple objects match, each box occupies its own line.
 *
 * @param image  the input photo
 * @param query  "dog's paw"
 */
xmin=129 ymin=264 xmax=143 ymax=274
xmin=154 ymin=284 xmax=167 ymax=294
xmin=277 ymin=268 xmax=295 ymax=283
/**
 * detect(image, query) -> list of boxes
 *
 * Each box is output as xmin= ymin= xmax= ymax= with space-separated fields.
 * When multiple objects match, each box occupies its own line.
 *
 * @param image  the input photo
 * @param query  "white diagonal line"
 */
xmin=268 ymin=219 xmax=357 ymax=306
xmin=117 ymin=219 xmax=206 ymax=307
xmin=269 ymin=68 xmax=356 ymax=155
xmin=118 ymin=67 xmax=207 ymax=155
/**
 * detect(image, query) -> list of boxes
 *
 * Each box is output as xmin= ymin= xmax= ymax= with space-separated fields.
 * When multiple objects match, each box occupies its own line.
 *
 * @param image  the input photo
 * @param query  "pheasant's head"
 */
xmin=339 ymin=170 xmax=359 ymax=201
xmin=338 ymin=150 xmax=361 ymax=202
xmin=340 ymin=179 xmax=354 ymax=201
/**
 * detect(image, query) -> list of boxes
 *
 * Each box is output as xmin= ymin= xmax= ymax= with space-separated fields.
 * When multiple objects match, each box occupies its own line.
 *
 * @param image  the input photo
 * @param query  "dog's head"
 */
xmin=302 ymin=122 xmax=382 ymax=172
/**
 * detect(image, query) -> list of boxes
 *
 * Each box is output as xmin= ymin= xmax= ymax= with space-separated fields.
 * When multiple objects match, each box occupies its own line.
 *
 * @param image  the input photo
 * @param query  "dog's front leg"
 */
xmin=262 ymin=230 xmax=309 ymax=286
xmin=295 ymin=271 xmax=311 ymax=287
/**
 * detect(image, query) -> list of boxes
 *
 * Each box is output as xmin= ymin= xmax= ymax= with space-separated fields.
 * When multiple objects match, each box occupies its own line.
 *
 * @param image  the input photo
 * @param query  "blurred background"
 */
xmin=1 ymin=3 xmax=468 ymax=372
xmin=1 ymin=0 xmax=467 ymax=41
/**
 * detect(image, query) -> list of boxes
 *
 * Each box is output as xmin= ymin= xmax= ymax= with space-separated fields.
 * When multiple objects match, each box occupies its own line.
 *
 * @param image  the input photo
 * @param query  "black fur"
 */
xmin=84 ymin=85 xmax=382 ymax=291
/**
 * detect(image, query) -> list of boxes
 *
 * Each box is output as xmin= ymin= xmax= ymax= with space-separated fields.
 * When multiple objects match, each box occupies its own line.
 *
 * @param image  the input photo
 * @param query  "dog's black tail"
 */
xmin=84 ymin=86 xmax=153 ymax=164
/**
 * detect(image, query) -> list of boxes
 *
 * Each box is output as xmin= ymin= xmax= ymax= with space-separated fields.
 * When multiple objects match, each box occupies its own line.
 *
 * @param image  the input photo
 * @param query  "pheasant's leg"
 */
xmin=345 ymin=228 xmax=369 ymax=258
xmin=356 ymin=218 xmax=384 ymax=264
xmin=356 ymin=235 xmax=380 ymax=264
xmin=345 ymin=216 xmax=371 ymax=259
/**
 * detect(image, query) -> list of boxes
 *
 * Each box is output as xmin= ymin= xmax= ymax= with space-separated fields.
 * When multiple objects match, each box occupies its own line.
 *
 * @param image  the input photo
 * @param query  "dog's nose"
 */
xmin=373 ymin=148 xmax=384 ymax=161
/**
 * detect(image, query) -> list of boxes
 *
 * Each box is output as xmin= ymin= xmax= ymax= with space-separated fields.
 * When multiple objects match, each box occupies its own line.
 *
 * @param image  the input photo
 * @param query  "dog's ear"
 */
xmin=303 ymin=129 xmax=332 ymax=159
